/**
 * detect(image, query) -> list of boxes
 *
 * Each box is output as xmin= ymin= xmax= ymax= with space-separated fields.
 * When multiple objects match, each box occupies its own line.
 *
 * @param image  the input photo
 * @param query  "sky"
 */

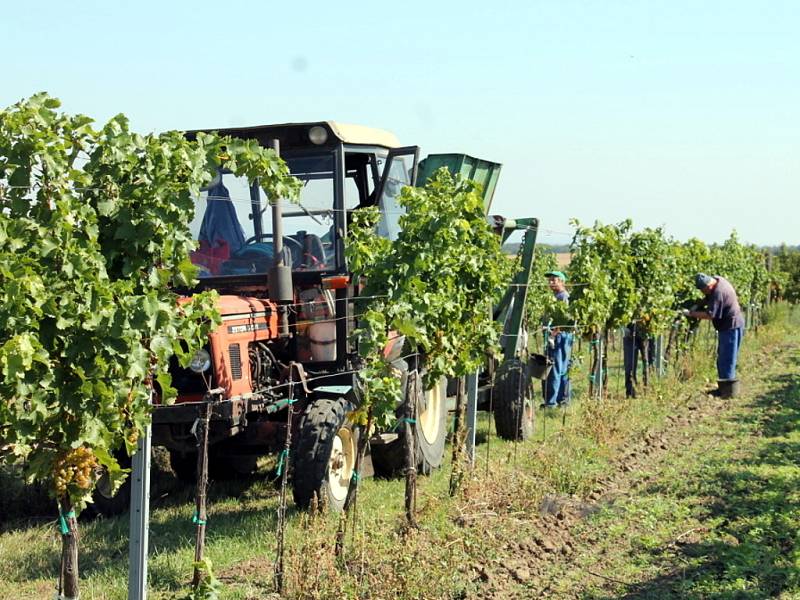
xmin=1 ymin=0 xmax=797 ymax=246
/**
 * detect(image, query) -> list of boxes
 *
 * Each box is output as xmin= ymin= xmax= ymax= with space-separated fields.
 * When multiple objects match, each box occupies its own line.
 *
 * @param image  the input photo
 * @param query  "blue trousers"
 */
xmin=542 ymin=332 xmax=573 ymax=406
xmin=717 ymin=327 xmax=744 ymax=380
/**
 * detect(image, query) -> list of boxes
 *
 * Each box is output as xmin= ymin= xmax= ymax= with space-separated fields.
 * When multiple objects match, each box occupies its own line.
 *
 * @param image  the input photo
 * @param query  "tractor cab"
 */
xmin=186 ymin=122 xmax=419 ymax=281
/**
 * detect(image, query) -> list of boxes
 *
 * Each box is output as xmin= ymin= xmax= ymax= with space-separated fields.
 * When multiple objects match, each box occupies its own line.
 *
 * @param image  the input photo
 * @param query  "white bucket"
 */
xmin=308 ymin=321 xmax=337 ymax=361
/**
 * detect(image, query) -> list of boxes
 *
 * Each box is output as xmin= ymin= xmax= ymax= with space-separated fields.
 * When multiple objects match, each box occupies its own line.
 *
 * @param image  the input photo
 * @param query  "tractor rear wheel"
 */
xmin=169 ymin=449 xmax=259 ymax=483
xmin=493 ymin=358 xmax=535 ymax=441
xmin=292 ymin=397 xmax=357 ymax=511
xmin=92 ymin=454 xmax=132 ymax=516
xmin=371 ymin=372 xmax=447 ymax=477
xmin=169 ymin=450 xmax=197 ymax=483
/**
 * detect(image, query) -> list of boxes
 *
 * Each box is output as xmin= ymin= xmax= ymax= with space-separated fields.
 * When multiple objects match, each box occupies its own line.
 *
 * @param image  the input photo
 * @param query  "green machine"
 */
xmin=417 ymin=154 xmax=540 ymax=441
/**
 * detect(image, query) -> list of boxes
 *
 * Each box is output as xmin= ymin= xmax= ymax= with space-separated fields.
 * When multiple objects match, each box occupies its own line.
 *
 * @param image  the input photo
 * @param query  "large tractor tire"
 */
xmin=493 ymin=358 xmax=535 ymax=441
xmin=371 ymin=372 xmax=448 ymax=477
xmin=169 ymin=450 xmax=197 ymax=483
xmin=292 ymin=397 xmax=357 ymax=511
xmin=168 ymin=449 xmax=258 ymax=483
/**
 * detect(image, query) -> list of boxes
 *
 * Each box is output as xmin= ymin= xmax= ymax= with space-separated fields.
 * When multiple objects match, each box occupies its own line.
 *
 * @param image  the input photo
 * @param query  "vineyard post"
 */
xmin=599 ymin=336 xmax=605 ymax=399
xmin=192 ymin=396 xmax=214 ymax=589
xmin=275 ymin=374 xmax=294 ymax=591
xmin=587 ymin=342 xmax=592 ymax=398
xmin=465 ymin=371 xmax=479 ymax=466
xmin=484 ymin=383 xmax=494 ymax=478
xmin=615 ymin=328 xmax=623 ymax=398
xmin=642 ymin=335 xmax=651 ymax=388
xmin=127 ymin=381 xmax=154 ymax=600
xmin=403 ymin=375 xmax=418 ymax=528
xmin=449 ymin=376 xmax=467 ymax=497
xmin=655 ymin=334 xmax=665 ymax=377
xmin=338 ymin=399 xmax=374 ymax=554
xmin=592 ymin=336 xmax=604 ymax=400
xmin=602 ymin=328 xmax=610 ymax=398
xmin=346 ymin=405 xmax=373 ymax=558
xmin=766 ymin=252 xmax=773 ymax=306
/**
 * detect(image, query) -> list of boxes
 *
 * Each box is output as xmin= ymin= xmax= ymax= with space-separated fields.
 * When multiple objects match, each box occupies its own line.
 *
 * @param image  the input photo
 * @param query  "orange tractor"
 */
xmin=106 ymin=122 xmax=538 ymax=512
xmin=146 ymin=122 xmax=449 ymax=510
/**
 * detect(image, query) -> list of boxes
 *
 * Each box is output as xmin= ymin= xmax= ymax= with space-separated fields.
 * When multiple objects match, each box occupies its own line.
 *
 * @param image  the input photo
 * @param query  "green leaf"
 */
xmin=156 ymin=371 xmax=176 ymax=405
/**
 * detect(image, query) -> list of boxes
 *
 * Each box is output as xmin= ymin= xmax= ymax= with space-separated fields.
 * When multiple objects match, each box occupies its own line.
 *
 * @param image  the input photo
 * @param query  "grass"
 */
xmin=545 ymin=305 xmax=800 ymax=598
xmin=0 ymin=307 xmax=798 ymax=599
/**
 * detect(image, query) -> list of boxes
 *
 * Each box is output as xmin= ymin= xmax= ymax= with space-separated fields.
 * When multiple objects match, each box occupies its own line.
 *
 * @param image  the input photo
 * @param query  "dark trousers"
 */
xmin=623 ymin=333 xmax=653 ymax=398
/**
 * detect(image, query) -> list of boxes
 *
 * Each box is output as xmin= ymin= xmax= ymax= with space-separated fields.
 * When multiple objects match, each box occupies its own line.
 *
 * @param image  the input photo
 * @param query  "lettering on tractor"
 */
xmin=93 ymin=122 xmax=541 ymax=513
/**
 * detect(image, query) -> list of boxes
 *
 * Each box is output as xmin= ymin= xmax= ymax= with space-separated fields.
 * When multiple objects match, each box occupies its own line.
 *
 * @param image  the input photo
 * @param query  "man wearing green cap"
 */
xmin=542 ymin=270 xmax=573 ymax=407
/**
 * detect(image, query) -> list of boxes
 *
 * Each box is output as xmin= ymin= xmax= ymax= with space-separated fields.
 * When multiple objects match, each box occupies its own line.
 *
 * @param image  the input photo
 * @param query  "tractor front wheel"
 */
xmin=292 ymin=397 xmax=357 ymax=511
xmin=493 ymin=358 xmax=535 ymax=441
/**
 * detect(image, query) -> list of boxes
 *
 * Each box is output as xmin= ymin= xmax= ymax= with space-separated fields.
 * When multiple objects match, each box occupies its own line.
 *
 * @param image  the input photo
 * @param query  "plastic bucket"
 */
xmin=528 ymin=353 xmax=552 ymax=380
xmin=308 ymin=322 xmax=337 ymax=361
xmin=717 ymin=379 xmax=740 ymax=399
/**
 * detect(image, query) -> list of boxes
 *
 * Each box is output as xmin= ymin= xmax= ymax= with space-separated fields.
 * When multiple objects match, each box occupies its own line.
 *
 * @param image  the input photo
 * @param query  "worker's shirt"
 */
xmin=546 ymin=289 xmax=571 ymax=331
xmin=707 ymin=276 xmax=745 ymax=331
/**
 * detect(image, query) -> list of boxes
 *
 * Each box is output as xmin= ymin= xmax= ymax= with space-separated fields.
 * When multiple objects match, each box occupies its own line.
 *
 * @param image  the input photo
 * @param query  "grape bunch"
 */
xmin=126 ymin=428 xmax=139 ymax=447
xmin=53 ymin=446 xmax=98 ymax=496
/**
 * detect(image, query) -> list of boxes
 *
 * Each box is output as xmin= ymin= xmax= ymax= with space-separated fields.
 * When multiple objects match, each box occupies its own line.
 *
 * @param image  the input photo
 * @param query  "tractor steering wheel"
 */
xmin=242 ymin=233 xmax=303 ymax=267
xmin=243 ymin=233 xmax=304 ymax=252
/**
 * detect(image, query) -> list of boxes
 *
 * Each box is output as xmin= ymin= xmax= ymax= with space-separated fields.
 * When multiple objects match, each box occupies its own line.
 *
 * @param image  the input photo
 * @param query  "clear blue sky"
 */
xmin=2 ymin=1 xmax=797 ymax=246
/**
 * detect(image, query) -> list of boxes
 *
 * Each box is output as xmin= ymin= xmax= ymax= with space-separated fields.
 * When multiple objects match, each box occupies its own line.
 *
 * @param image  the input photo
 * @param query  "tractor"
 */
xmin=98 ymin=121 xmax=541 ymax=512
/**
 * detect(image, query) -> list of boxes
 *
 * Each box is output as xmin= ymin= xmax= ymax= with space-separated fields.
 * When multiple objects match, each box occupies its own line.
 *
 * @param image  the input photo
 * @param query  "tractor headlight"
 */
xmin=189 ymin=349 xmax=211 ymax=373
xmin=309 ymin=125 xmax=328 ymax=145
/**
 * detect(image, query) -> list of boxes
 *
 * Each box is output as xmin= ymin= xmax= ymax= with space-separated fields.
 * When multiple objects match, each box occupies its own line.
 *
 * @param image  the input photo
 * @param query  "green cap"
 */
xmin=545 ymin=270 xmax=567 ymax=281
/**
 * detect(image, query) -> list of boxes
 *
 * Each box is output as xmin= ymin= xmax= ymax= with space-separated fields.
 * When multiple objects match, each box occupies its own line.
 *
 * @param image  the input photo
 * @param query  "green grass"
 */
xmin=1 ymin=309 xmax=798 ymax=599
xmin=547 ymin=308 xmax=800 ymax=598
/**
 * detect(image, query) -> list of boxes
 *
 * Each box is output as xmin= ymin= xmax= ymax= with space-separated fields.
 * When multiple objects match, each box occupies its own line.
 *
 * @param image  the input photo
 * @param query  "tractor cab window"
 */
xmin=189 ymin=154 xmax=336 ymax=277
xmin=344 ymin=151 xmax=381 ymax=209
xmin=375 ymin=147 xmax=419 ymax=240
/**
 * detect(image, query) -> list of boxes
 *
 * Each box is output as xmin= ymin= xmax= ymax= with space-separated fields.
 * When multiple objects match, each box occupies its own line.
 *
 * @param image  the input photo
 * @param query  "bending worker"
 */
xmin=684 ymin=273 xmax=745 ymax=396
xmin=542 ymin=270 xmax=573 ymax=408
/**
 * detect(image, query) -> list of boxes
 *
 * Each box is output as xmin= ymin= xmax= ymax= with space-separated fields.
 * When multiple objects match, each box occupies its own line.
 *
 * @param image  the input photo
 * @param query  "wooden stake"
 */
xmin=336 ymin=404 xmax=373 ymax=557
xmin=449 ymin=376 xmax=466 ymax=497
xmin=192 ymin=400 xmax=212 ymax=589
xmin=58 ymin=496 xmax=79 ymax=600
xmin=404 ymin=374 xmax=418 ymax=527
xmin=274 ymin=376 xmax=294 ymax=592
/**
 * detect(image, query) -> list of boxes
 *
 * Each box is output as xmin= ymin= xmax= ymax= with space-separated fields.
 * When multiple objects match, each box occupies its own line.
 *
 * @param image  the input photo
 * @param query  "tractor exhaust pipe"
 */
xmin=267 ymin=139 xmax=293 ymax=336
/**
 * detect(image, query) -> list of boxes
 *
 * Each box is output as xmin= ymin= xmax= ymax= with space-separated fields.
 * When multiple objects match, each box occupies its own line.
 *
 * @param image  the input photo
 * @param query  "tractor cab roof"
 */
xmin=185 ymin=121 xmax=400 ymax=152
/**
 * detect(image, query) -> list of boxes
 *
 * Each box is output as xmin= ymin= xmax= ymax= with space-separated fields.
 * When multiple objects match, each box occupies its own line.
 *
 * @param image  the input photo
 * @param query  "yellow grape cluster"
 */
xmin=126 ymin=429 xmax=139 ymax=447
xmin=54 ymin=447 xmax=98 ymax=496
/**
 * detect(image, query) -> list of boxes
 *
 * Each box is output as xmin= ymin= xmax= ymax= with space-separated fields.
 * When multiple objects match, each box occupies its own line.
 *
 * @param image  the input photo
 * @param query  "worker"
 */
xmin=622 ymin=322 xmax=649 ymax=398
xmin=542 ymin=270 xmax=573 ymax=408
xmin=684 ymin=273 xmax=745 ymax=395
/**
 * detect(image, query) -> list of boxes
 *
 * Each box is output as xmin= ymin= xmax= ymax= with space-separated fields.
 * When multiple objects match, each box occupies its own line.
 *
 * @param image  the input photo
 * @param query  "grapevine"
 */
xmin=0 ymin=93 xmax=300 ymax=596
xmin=347 ymin=168 xmax=513 ymax=426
